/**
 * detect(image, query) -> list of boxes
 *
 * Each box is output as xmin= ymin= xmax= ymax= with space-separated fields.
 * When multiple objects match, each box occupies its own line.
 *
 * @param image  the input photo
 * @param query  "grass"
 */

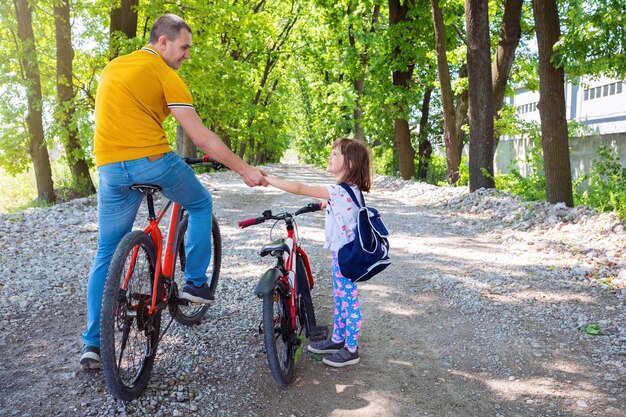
xmin=0 ymin=167 xmax=42 ymax=214
xmin=0 ymin=161 xmax=97 ymax=214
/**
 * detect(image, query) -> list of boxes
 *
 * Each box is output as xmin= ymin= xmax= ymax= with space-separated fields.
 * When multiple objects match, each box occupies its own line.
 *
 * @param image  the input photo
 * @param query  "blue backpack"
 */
xmin=336 ymin=183 xmax=391 ymax=283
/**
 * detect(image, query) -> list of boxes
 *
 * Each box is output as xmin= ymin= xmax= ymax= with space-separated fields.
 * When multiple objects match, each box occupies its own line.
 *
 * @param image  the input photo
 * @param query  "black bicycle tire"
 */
xmin=262 ymin=280 xmax=296 ymax=386
xmin=295 ymin=253 xmax=318 ymax=335
xmin=169 ymin=213 xmax=222 ymax=325
xmin=101 ymin=231 xmax=161 ymax=401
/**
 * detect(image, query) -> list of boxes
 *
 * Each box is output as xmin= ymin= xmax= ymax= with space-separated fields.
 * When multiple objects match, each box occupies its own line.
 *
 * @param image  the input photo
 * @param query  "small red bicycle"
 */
xmin=239 ymin=203 xmax=328 ymax=386
xmin=100 ymin=156 xmax=223 ymax=401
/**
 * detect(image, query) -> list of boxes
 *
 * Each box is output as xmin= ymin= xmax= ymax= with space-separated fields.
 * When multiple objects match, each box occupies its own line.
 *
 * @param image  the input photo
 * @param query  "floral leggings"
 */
xmin=330 ymin=252 xmax=362 ymax=351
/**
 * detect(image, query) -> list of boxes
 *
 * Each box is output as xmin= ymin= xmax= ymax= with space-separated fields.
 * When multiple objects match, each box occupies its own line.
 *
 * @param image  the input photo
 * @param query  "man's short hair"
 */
xmin=149 ymin=14 xmax=192 ymax=44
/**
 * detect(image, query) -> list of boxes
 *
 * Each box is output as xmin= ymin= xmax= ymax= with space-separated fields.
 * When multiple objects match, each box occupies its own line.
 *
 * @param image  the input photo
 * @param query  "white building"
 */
xmin=508 ymin=76 xmax=626 ymax=135
xmin=496 ymin=76 xmax=626 ymax=178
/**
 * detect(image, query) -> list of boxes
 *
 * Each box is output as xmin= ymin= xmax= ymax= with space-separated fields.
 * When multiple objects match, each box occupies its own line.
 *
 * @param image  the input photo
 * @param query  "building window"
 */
xmin=516 ymin=101 xmax=539 ymax=114
xmin=584 ymin=81 xmax=624 ymax=100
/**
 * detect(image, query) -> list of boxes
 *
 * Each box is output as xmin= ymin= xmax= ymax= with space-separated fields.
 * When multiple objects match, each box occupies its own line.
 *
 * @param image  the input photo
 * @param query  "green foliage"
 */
xmin=372 ymin=146 xmax=396 ymax=176
xmin=425 ymin=153 xmax=449 ymax=185
xmin=496 ymin=169 xmax=547 ymax=201
xmin=457 ymin=155 xmax=470 ymax=186
xmin=556 ymin=0 xmax=626 ymax=79
xmin=0 ymin=167 xmax=38 ymax=213
xmin=584 ymin=323 xmax=602 ymax=335
xmin=574 ymin=146 xmax=626 ymax=220
xmin=0 ymin=158 xmax=97 ymax=213
xmin=1 ymin=0 xmax=623 ymax=219
xmin=495 ymin=120 xmax=547 ymax=201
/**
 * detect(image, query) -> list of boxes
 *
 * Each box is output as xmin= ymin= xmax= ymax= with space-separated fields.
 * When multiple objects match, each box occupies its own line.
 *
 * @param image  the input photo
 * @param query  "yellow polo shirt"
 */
xmin=94 ymin=46 xmax=193 ymax=166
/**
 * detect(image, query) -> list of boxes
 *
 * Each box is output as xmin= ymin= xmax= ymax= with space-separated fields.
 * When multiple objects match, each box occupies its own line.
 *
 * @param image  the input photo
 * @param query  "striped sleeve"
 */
xmin=162 ymin=69 xmax=194 ymax=110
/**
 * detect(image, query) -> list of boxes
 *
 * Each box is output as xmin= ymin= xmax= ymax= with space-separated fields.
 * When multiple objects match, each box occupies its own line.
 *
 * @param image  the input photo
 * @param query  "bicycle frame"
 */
xmin=122 ymin=156 xmax=224 ymax=315
xmin=239 ymin=202 xmax=322 ymax=331
xmin=281 ymin=223 xmax=316 ymax=329
xmin=239 ymin=202 xmax=327 ymax=386
xmin=152 ymin=199 xmax=183 ymax=314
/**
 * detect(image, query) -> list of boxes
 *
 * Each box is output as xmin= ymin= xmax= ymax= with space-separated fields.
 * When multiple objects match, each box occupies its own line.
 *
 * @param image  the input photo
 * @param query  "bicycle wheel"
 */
xmin=262 ymin=279 xmax=297 ymax=386
xmin=101 ymin=231 xmax=161 ymax=401
xmin=295 ymin=253 xmax=318 ymax=337
xmin=169 ymin=213 xmax=222 ymax=325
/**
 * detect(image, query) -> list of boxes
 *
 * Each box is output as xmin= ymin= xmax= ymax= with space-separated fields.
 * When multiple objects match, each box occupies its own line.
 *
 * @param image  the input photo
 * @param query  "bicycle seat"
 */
xmin=260 ymin=239 xmax=290 ymax=257
xmin=130 ymin=184 xmax=162 ymax=194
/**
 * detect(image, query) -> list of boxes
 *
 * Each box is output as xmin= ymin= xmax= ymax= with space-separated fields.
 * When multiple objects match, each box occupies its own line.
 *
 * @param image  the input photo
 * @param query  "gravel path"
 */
xmin=0 ymin=161 xmax=624 ymax=417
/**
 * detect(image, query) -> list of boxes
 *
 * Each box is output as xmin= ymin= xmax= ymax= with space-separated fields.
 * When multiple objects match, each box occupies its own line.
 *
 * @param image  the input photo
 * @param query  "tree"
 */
xmin=431 ymin=0 xmax=464 ymax=184
xmin=532 ymin=0 xmax=573 ymax=206
xmin=13 ymin=0 xmax=55 ymax=204
xmin=490 ymin=0 xmax=523 ymax=156
xmin=110 ymin=0 xmax=139 ymax=58
xmin=237 ymin=4 xmax=299 ymax=159
xmin=465 ymin=0 xmax=495 ymax=191
xmin=416 ymin=87 xmax=433 ymax=179
xmin=347 ymin=2 xmax=380 ymax=141
xmin=389 ymin=0 xmax=416 ymax=180
xmin=556 ymin=0 xmax=626 ymax=79
xmin=54 ymin=0 xmax=96 ymax=196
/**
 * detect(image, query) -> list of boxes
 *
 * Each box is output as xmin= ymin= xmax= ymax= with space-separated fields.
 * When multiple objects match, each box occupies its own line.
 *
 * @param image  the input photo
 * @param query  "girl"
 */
xmin=266 ymin=137 xmax=372 ymax=367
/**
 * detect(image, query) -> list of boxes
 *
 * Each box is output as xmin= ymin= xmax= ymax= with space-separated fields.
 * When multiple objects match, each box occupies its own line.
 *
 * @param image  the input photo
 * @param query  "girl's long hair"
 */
xmin=334 ymin=137 xmax=372 ymax=192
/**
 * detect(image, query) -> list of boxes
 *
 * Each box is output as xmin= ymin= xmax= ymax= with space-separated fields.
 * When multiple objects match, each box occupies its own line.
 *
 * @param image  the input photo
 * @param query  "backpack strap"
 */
xmin=338 ymin=183 xmax=365 ymax=208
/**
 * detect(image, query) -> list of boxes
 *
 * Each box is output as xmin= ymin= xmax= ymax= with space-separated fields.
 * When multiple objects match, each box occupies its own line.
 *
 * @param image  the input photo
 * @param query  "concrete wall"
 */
xmin=495 ymin=132 xmax=626 ymax=179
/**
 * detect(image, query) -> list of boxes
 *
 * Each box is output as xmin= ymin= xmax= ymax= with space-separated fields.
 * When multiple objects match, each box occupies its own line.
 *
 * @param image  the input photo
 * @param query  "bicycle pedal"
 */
xmin=308 ymin=326 xmax=329 ymax=342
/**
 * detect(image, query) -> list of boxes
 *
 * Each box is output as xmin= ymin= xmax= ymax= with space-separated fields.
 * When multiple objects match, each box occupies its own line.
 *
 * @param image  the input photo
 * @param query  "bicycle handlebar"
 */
xmin=184 ymin=155 xmax=226 ymax=171
xmin=238 ymin=202 xmax=323 ymax=228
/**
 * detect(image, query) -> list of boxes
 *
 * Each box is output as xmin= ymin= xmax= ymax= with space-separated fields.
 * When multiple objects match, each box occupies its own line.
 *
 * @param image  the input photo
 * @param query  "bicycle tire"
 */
xmin=169 ymin=213 xmax=222 ymax=325
xmin=101 ymin=231 xmax=161 ymax=401
xmin=295 ymin=253 xmax=318 ymax=336
xmin=262 ymin=279 xmax=296 ymax=386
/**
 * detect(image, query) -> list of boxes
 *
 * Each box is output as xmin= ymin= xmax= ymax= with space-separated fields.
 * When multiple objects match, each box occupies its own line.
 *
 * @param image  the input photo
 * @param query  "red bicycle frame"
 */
xmin=282 ymin=227 xmax=316 ymax=328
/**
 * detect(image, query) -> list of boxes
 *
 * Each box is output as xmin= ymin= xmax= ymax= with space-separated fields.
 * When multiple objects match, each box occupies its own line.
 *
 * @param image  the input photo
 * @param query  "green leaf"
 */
xmin=584 ymin=324 xmax=602 ymax=335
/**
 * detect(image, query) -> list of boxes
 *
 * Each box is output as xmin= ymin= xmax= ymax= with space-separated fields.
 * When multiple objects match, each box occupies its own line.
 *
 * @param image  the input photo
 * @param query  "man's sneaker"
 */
xmin=80 ymin=346 xmax=100 ymax=370
xmin=322 ymin=347 xmax=360 ymax=367
xmin=307 ymin=338 xmax=345 ymax=354
xmin=180 ymin=282 xmax=214 ymax=304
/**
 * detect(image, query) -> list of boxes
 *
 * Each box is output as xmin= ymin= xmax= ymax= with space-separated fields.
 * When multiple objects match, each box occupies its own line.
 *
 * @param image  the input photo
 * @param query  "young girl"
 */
xmin=266 ymin=137 xmax=372 ymax=368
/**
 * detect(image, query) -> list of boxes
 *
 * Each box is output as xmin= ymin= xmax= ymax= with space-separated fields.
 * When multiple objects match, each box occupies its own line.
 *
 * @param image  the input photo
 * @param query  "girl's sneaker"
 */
xmin=322 ymin=347 xmax=360 ymax=367
xmin=307 ymin=338 xmax=345 ymax=354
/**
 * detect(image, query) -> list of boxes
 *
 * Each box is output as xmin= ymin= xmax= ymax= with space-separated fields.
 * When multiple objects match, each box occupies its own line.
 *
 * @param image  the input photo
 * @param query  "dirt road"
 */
xmin=0 ymin=161 xmax=624 ymax=416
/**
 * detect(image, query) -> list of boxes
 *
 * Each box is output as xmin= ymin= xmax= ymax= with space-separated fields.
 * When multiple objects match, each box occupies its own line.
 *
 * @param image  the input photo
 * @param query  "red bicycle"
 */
xmin=100 ymin=156 xmax=223 ymax=401
xmin=239 ymin=203 xmax=328 ymax=386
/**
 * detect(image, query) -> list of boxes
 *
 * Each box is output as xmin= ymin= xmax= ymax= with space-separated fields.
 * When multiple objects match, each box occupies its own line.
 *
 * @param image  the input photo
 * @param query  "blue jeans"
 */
xmin=82 ymin=152 xmax=213 ymax=348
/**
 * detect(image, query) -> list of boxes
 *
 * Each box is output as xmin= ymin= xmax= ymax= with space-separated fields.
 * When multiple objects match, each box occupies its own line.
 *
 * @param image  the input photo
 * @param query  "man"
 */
xmin=80 ymin=14 xmax=267 ymax=370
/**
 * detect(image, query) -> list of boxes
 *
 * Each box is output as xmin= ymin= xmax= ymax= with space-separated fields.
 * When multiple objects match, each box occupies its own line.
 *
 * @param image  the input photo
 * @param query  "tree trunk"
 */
xmin=417 ymin=88 xmax=432 ymax=180
xmin=14 ymin=0 xmax=55 ymax=204
xmin=353 ymin=77 xmax=365 ymax=142
xmin=54 ymin=0 xmax=95 ymax=196
xmin=465 ymin=0 xmax=495 ymax=191
xmin=532 ymin=0 xmax=574 ymax=206
xmin=454 ymin=63 xmax=469 ymax=157
xmin=431 ymin=0 xmax=462 ymax=184
xmin=349 ymin=5 xmax=380 ymax=142
xmin=491 ymin=0 xmax=523 ymax=155
xmin=175 ymin=125 xmax=197 ymax=158
xmin=389 ymin=0 xmax=416 ymax=180
xmin=109 ymin=0 xmax=139 ymax=57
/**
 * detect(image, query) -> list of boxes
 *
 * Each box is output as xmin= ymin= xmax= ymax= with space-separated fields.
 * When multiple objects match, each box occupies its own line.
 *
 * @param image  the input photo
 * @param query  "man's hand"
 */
xmin=241 ymin=166 xmax=269 ymax=187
